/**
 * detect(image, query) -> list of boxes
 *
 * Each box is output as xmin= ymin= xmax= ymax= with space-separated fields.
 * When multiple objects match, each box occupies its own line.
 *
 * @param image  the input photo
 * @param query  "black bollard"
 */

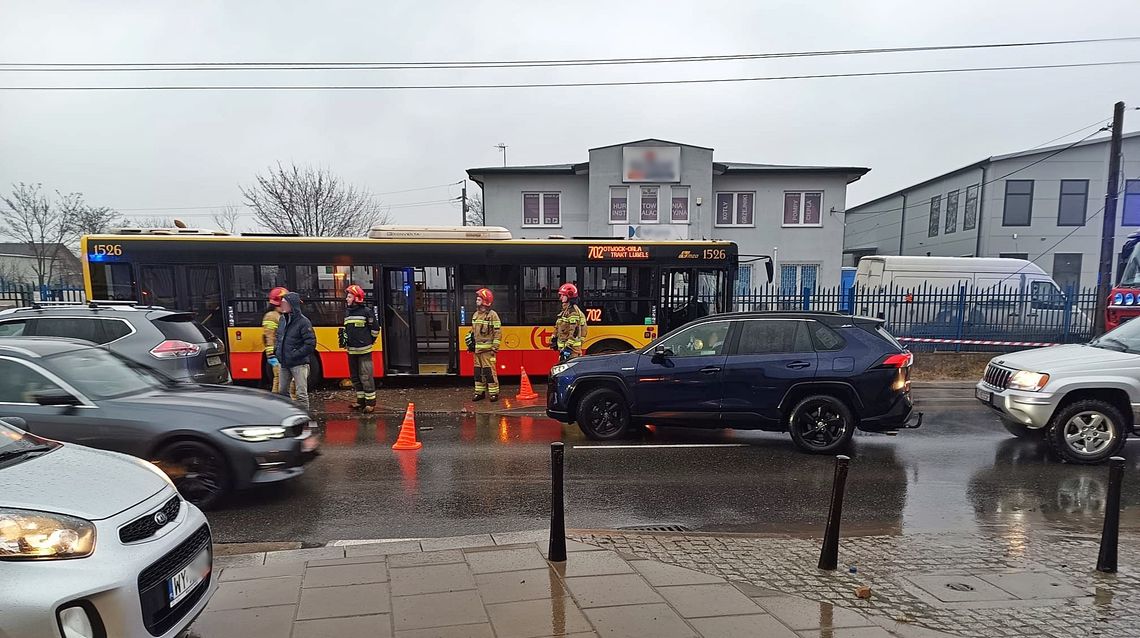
xmin=549 ymin=442 xmax=567 ymax=562
xmin=818 ymin=454 xmax=851 ymax=571
xmin=1096 ymin=456 xmax=1126 ymax=573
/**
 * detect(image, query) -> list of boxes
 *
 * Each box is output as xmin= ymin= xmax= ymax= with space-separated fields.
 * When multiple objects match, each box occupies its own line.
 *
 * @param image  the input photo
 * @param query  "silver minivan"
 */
xmin=0 ymin=417 xmax=214 ymax=638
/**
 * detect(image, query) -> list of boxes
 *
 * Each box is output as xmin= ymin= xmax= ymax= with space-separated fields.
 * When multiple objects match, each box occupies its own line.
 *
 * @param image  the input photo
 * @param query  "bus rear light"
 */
xmin=150 ymin=340 xmax=201 ymax=359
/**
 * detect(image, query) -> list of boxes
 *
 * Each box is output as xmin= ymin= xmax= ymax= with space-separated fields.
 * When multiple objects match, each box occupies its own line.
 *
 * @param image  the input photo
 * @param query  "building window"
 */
xmin=783 ymin=192 xmax=823 ymax=227
xmin=670 ymin=186 xmax=690 ymax=223
xmin=735 ymin=265 xmax=752 ymax=296
xmin=522 ymin=192 xmax=560 ymax=227
xmin=1056 ymin=179 xmax=1089 ymax=227
xmin=928 ymin=195 xmax=941 ymax=237
xmin=963 ymin=184 xmax=979 ymax=231
xmin=1002 ymin=180 xmax=1033 ymax=226
xmin=945 ymin=190 xmax=959 ymax=234
xmin=1123 ymin=180 xmax=1140 ymax=226
xmin=639 ymin=186 xmax=660 ymax=223
xmin=609 ymin=187 xmax=628 ymax=224
xmin=780 ymin=264 xmax=819 ymax=294
xmin=714 ymin=192 xmax=755 ymax=227
xmin=1052 ymin=253 xmax=1082 ymax=292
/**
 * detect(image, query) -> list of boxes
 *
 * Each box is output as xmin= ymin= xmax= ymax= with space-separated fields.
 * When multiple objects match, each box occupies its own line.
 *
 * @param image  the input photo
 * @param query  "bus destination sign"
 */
xmin=587 ymin=245 xmax=650 ymax=260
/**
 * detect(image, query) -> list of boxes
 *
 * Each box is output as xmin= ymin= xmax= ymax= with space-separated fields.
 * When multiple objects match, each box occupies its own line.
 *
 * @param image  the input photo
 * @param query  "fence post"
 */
xmin=802 ymin=286 xmax=811 ymax=311
xmin=1062 ymin=286 xmax=1074 ymax=343
xmin=954 ymin=285 xmax=967 ymax=353
xmin=548 ymin=442 xmax=567 ymax=562
xmin=846 ymin=286 xmax=856 ymax=316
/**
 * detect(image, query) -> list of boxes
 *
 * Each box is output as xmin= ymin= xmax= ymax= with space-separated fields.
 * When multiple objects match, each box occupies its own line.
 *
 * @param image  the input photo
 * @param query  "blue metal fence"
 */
xmin=734 ymin=284 xmax=1099 ymax=352
xmin=0 ymin=281 xmax=86 ymax=307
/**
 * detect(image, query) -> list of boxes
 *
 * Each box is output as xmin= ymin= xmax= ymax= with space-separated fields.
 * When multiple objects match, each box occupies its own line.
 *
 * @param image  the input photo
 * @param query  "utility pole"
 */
xmin=461 ymin=181 xmax=469 ymax=226
xmin=495 ymin=143 xmax=508 ymax=167
xmin=1094 ymin=100 xmax=1126 ymax=336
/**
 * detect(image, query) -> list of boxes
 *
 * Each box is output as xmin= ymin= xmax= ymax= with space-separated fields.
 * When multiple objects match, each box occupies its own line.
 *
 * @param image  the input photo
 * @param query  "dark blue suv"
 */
xmin=547 ymin=312 xmax=920 ymax=453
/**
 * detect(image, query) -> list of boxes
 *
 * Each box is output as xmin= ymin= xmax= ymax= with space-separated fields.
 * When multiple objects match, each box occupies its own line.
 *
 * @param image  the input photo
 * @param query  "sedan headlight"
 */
xmin=0 ymin=508 xmax=95 ymax=560
xmin=1008 ymin=370 xmax=1050 ymax=392
xmin=550 ymin=361 xmax=578 ymax=377
xmin=222 ymin=426 xmax=288 ymax=442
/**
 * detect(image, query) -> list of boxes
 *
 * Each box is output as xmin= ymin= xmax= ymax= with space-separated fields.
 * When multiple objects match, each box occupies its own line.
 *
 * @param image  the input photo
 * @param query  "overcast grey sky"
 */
xmin=1 ymin=0 xmax=1138 ymax=232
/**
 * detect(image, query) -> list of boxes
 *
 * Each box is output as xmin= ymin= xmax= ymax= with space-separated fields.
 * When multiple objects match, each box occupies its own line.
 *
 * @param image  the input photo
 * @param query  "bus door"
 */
xmin=660 ymin=268 xmax=695 ymax=333
xmin=415 ymin=267 xmax=456 ymax=375
xmin=382 ymin=267 xmax=418 ymax=374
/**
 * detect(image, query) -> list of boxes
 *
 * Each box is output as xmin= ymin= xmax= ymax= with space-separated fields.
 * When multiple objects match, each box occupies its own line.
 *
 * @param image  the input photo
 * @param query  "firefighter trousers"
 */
xmin=348 ymin=353 xmax=377 ymax=406
xmin=473 ymin=350 xmax=499 ymax=397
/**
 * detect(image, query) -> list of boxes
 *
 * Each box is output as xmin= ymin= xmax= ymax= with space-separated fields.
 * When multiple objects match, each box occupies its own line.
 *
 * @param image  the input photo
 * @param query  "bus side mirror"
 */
xmin=765 ymin=260 xmax=774 ymax=284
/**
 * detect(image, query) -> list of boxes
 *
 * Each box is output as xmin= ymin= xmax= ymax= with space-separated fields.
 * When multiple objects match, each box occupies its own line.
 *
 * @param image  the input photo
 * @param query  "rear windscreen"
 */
xmin=155 ymin=315 xmax=215 ymax=342
xmin=875 ymin=325 xmax=905 ymax=351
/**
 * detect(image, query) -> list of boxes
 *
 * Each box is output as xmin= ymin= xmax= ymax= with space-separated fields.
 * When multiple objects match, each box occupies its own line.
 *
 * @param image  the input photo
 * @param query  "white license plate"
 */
xmin=168 ymin=549 xmax=211 ymax=606
xmin=206 ymin=356 xmax=222 ymax=367
xmin=975 ymin=387 xmax=991 ymax=403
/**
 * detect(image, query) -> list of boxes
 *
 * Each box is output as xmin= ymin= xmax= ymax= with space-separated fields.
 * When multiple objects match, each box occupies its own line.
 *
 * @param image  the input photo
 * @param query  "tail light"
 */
xmin=878 ymin=352 xmax=913 ymax=368
xmin=150 ymin=340 xmax=201 ymax=359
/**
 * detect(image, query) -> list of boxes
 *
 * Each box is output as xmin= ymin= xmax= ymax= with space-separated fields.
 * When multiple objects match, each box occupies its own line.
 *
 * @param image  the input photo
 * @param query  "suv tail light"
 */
xmin=150 ymin=340 xmax=201 ymax=359
xmin=877 ymin=352 xmax=913 ymax=368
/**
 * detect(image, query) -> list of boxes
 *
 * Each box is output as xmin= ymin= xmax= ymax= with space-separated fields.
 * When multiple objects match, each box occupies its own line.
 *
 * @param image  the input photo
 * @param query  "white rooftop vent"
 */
xmin=111 ymin=227 xmax=230 ymax=236
xmin=367 ymin=225 xmax=512 ymax=240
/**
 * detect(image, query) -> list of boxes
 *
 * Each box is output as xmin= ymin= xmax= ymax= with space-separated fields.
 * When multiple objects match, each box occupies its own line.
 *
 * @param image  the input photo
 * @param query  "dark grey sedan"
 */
xmin=0 ymin=337 xmax=319 ymax=509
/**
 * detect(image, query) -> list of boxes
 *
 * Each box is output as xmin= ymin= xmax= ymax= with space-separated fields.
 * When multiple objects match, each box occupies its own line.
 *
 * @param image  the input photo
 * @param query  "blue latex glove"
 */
xmin=267 ymin=356 xmax=279 ymax=367
xmin=560 ymin=348 xmax=572 ymax=362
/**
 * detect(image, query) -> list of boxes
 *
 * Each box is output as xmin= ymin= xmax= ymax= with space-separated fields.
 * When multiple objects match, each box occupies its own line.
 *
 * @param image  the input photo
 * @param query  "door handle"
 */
xmin=699 ymin=366 xmax=721 ymax=374
xmin=786 ymin=361 xmax=811 ymax=369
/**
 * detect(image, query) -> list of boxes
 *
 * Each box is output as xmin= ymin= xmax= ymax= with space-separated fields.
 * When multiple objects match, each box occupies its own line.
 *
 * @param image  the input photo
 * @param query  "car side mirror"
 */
xmin=0 ymin=416 xmax=27 ymax=430
xmin=32 ymin=388 xmax=80 ymax=407
xmin=654 ymin=345 xmax=672 ymax=358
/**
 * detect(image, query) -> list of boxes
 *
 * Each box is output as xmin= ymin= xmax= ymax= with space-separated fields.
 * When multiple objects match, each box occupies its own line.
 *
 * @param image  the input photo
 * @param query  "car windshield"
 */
xmin=40 ymin=348 xmax=167 ymax=400
xmin=1090 ymin=316 xmax=1140 ymax=353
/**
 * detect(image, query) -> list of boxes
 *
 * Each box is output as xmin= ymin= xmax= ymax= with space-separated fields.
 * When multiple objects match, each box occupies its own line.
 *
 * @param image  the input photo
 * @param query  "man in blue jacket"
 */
xmin=275 ymin=291 xmax=316 ymax=412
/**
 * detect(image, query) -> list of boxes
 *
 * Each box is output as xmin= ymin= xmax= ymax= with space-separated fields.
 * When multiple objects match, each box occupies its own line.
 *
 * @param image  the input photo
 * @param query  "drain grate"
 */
xmin=618 ymin=524 xmax=692 ymax=532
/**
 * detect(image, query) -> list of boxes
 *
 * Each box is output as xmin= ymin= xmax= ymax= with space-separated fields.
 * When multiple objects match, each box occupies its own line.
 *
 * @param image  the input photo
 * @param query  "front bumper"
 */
xmin=225 ymin=421 xmax=320 ymax=489
xmin=546 ymin=375 xmax=573 ymax=423
xmin=0 ymin=487 xmax=214 ymax=638
xmin=975 ymin=381 xmax=1058 ymax=429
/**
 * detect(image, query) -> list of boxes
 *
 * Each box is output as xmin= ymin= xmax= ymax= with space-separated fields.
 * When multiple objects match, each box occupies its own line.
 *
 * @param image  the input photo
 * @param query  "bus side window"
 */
xmin=90 ymin=263 xmax=135 ymax=301
xmin=140 ymin=266 xmax=177 ymax=308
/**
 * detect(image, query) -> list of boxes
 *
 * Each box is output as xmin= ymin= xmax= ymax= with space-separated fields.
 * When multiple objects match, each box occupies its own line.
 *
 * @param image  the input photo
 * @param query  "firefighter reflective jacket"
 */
xmin=472 ymin=307 xmax=502 ymax=353
xmin=262 ymin=308 xmax=283 ymax=356
xmin=343 ymin=303 xmax=379 ymax=354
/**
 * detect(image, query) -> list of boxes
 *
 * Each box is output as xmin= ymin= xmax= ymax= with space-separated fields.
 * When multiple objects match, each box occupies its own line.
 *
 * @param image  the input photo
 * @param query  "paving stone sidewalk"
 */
xmin=190 ymin=531 xmax=959 ymax=638
xmin=572 ymin=529 xmax=1140 ymax=638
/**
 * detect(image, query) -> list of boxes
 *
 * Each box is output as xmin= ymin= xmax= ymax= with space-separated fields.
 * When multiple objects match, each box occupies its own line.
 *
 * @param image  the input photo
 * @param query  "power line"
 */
xmin=2 ymin=60 xmax=1138 ymax=91
xmin=5 ymin=36 xmax=1138 ymax=71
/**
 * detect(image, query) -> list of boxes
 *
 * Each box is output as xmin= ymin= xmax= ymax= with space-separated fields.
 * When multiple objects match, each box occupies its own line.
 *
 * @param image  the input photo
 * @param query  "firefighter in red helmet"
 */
xmin=470 ymin=287 xmax=502 ymax=401
xmin=554 ymin=282 xmax=587 ymax=361
xmin=340 ymin=284 xmax=379 ymax=411
xmin=263 ymin=286 xmax=294 ymax=397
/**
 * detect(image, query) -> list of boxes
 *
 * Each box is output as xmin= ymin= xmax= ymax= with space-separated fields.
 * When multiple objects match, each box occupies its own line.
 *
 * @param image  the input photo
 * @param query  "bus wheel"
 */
xmin=587 ymin=339 xmax=633 ymax=356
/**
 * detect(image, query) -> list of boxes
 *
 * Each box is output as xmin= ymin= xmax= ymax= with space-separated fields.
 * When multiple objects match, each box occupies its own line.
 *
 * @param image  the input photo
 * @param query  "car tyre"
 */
xmin=156 ymin=439 xmax=232 ymax=510
xmin=1046 ymin=399 xmax=1127 ymax=465
xmin=788 ymin=395 xmax=856 ymax=454
xmin=1001 ymin=418 xmax=1046 ymax=439
xmin=576 ymin=387 xmax=631 ymax=440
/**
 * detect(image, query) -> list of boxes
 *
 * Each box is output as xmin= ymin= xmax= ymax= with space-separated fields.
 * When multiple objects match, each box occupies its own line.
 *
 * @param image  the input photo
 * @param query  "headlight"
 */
xmin=1127 ymin=293 xmax=1137 ymax=306
xmin=550 ymin=361 xmax=578 ymax=376
xmin=0 ymin=508 xmax=96 ymax=560
xmin=1008 ymin=370 xmax=1050 ymax=392
xmin=222 ymin=426 xmax=288 ymax=442
xmin=1114 ymin=292 xmax=1125 ymax=305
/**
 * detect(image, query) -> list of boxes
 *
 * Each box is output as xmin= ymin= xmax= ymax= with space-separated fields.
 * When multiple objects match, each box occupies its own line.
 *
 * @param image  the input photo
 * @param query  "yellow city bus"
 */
xmin=81 ymin=226 xmax=750 ymax=383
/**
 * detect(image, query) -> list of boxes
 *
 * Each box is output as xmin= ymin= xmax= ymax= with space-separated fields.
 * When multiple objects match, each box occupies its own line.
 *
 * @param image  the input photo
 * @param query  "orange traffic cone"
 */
xmin=516 ymin=367 xmax=539 ymax=401
xmin=392 ymin=403 xmax=423 ymax=450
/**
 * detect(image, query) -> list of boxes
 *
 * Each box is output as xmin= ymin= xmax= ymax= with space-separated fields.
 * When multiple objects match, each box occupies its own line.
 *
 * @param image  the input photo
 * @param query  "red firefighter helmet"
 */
xmin=268 ymin=286 xmax=289 ymax=306
xmin=346 ymin=284 xmax=366 ymax=303
xmin=476 ymin=288 xmax=494 ymax=305
xmin=558 ymin=283 xmax=579 ymax=299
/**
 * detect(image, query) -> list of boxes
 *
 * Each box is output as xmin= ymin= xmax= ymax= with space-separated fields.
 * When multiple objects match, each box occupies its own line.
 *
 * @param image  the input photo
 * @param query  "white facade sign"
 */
xmin=613 ymin=224 xmax=689 ymax=240
xmin=622 ymin=146 xmax=681 ymax=183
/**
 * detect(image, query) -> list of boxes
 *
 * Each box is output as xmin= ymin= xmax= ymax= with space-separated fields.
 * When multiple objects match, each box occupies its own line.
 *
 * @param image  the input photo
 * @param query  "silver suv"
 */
xmin=976 ymin=321 xmax=1140 ymax=464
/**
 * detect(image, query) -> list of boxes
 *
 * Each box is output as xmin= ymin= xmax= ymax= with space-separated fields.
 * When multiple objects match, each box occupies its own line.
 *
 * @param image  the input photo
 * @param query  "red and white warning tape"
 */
xmin=896 ymin=336 xmax=1058 ymax=348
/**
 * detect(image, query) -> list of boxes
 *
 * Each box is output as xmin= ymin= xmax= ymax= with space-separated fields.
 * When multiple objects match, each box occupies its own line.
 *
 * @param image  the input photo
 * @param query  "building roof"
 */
xmin=588 ymin=138 xmax=714 ymax=152
xmin=0 ymin=243 xmax=82 ymax=266
xmin=715 ymin=162 xmax=870 ymax=183
xmin=848 ymin=130 xmax=1140 ymax=213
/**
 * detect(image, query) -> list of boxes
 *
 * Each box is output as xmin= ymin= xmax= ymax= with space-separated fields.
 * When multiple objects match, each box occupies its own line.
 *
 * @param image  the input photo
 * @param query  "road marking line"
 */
xmin=572 ymin=443 xmax=749 ymax=449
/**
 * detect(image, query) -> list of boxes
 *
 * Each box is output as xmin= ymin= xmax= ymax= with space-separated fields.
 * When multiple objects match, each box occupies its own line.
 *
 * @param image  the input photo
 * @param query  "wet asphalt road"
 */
xmin=207 ymin=385 xmax=1140 ymax=544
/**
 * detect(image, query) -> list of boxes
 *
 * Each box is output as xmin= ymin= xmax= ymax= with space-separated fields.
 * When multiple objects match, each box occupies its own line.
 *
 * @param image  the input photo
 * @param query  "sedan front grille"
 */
xmin=984 ymin=364 xmax=1013 ymax=390
xmin=138 ymin=523 xmax=211 ymax=636
xmin=120 ymin=495 xmax=181 ymax=543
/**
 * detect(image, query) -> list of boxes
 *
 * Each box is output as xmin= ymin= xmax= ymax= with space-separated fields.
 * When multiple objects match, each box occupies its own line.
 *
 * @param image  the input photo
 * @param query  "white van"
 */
xmin=854 ymin=256 xmax=1087 ymax=340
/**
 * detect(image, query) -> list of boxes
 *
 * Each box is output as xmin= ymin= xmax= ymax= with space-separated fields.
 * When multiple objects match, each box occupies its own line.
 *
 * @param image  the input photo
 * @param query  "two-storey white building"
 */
xmin=468 ymin=139 xmax=869 ymax=291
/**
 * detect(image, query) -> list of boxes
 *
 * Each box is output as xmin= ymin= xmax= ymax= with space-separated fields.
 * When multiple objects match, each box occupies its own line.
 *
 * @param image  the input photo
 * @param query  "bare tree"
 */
xmin=211 ymin=205 xmax=244 ymax=234
xmin=465 ymin=193 xmax=485 ymax=226
xmin=0 ymin=183 xmax=78 ymax=288
xmin=241 ymin=163 xmax=390 ymax=236
xmin=123 ymin=216 xmax=176 ymax=228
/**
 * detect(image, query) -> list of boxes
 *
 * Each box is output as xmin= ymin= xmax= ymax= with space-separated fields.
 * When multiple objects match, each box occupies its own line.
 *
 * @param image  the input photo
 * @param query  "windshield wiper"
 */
xmin=0 ymin=444 xmax=54 ymax=462
xmin=1093 ymin=337 xmax=1130 ymax=352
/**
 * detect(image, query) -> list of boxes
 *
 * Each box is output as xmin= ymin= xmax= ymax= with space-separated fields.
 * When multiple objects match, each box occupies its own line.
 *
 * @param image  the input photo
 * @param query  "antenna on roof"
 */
xmin=494 ymin=143 xmax=508 ymax=167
